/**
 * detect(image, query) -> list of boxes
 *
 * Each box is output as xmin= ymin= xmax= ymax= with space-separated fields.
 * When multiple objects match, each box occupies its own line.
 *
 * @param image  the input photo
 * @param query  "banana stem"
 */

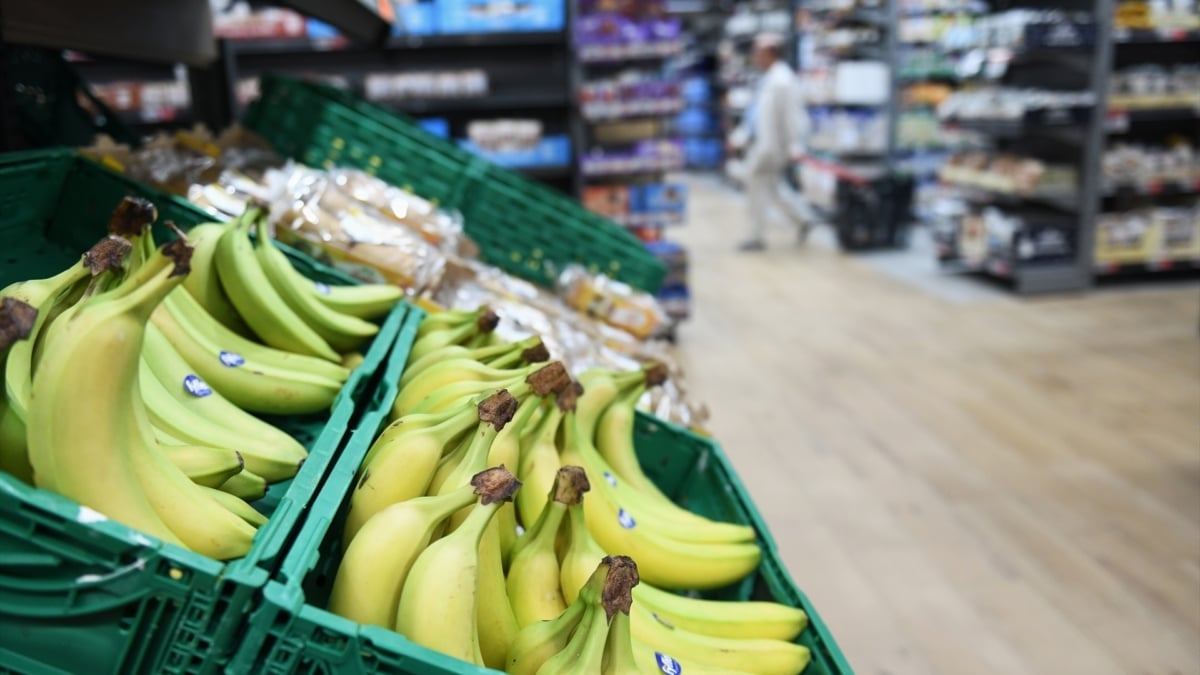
xmin=107 ymin=196 xmax=158 ymax=238
xmin=0 ymin=298 xmax=37 ymax=350
xmin=600 ymin=555 xmax=639 ymax=621
xmin=471 ymin=465 xmax=522 ymax=504
xmin=526 ymin=361 xmax=571 ymax=398
xmin=556 ymin=381 xmax=584 ymax=412
xmin=477 ymin=390 xmax=520 ymax=432
xmin=84 ymin=236 xmax=133 ymax=276
xmin=552 ymin=465 xmax=591 ymax=506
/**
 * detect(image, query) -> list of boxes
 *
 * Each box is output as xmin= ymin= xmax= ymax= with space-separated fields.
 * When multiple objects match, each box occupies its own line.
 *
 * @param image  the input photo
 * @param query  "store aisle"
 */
xmin=671 ymin=176 xmax=1200 ymax=675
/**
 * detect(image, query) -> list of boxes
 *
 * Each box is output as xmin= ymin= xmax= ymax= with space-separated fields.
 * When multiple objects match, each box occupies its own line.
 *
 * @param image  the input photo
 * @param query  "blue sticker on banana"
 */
xmin=219 ymin=350 xmax=245 ymax=367
xmin=603 ymin=471 xmax=618 ymax=487
xmin=183 ymin=374 xmax=212 ymax=397
xmin=618 ymin=508 xmax=636 ymax=529
xmin=655 ymin=652 xmax=682 ymax=674
xmin=314 ymin=281 xmax=332 ymax=295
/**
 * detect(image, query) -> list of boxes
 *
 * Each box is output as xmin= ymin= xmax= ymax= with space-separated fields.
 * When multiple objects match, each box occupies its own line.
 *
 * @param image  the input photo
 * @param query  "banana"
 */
xmin=404 ymin=373 xmax=528 ymax=417
xmin=201 ymin=485 xmax=269 ymax=527
xmin=428 ymin=390 xmax=521 ymax=525
xmin=218 ymin=468 xmax=269 ymax=501
xmin=166 ymin=282 xmax=350 ymax=382
xmin=0 ymin=298 xmax=38 ymax=483
xmin=516 ymin=389 xmax=571 ymax=529
xmin=313 ymin=282 xmax=403 ymax=320
xmin=507 ymin=466 xmax=591 ymax=627
xmin=138 ymin=347 xmax=306 ymax=482
xmin=413 ymin=306 xmax=493 ymax=340
xmin=179 ymin=222 xmax=254 ymax=338
xmin=400 ymin=335 xmax=546 ymax=389
xmin=558 ymin=492 xmax=804 ymax=642
xmin=390 ymin=358 xmax=541 ymax=418
xmin=213 ymin=209 xmax=339 ymax=361
xmin=254 ymin=230 xmax=379 ymax=353
xmin=596 ymin=381 xmax=753 ymax=534
xmin=343 ymin=398 xmax=491 ymax=543
xmin=393 ymin=467 xmax=521 ymax=665
xmin=140 ymin=319 xmax=311 ymax=464
xmin=561 ymin=410 xmax=758 ymax=547
xmin=537 ymin=555 xmax=638 ymax=675
xmin=575 ymin=368 xmax=646 ymax=439
xmin=631 ymin=639 xmax=757 ymax=675
xmin=27 ymin=239 xmax=188 ymax=549
xmin=328 ymin=483 xmax=478 ymax=627
xmin=151 ymin=302 xmax=344 ymax=416
xmin=407 ymin=307 xmax=499 ymax=363
xmin=628 ymin=602 xmax=811 ymax=675
xmin=506 ymin=592 xmax=589 ymax=675
xmin=162 ymin=443 xmax=245 ymax=488
xmin=476 ymin=523 xmax=519 ymax=670
xmin=603 ymin=611 xmax=644 ymax=675
xmin=485 ymin=392 xmax=545 ymax=561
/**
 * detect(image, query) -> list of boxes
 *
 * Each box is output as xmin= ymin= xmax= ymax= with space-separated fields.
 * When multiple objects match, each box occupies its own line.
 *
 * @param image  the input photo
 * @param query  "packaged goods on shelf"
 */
xmin=213 ymin=2 xmax=308 ymax=40
xmin=558 ymin=264 xmax=669 ymax=339
xmin=937 ymin=87 xmax=1096 ymax=123
xmin=1109 ymin=64 xmax=1200 ymax=110
xmin=1095 ymin=203 xmax=1200 ymax=266
xmin=807 ymin=107 xmax=889 ymax=155
xmin=1115 ymin=0 xmax=1200 ymax=30
xmin=576 ymin=15 xmax=684 ymax=61
xmin=458 ymin=119 xmax=571 ymax=169
xmin=438 ymin=0 xmax=566 ymax=33
xmin=581 ymin=139 xmax=685 ymax=176
xmin=956 ymin=206 xmax=1078 ymax=269
xmin=1103 ymin=141 xmax=1199 ymax=193
xmin=92 ymin=78 xmax=191 ymax=125
xmin=580 ymin=76 xmax=684 ymax=121
xmin=364 ymin=69 xmax=489 ymax=102
xmin=940 ymin=151 xmax=1078 ymax=196
xmin=964 ymin=9 xmax=1096 ymax=48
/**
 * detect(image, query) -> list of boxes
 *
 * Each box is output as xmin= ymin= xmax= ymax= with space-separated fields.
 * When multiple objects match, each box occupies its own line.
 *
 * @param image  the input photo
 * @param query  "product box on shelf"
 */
xmin=0 ymin=150 xmax=415 ymax=674
xmin=438 ymin=0 xmax=565 ymax=34
xmin=391 ymin=1 xmax=440 ymax=36
xmin=458 ymin=134 xmax=572 ymax=169
xmin=583 ymin=184 xmax=632 ymax=220
xmin=635 ymin=182 xmax=688 ymax=219
xmin=226 ymin=346 xmax=853 ymax=674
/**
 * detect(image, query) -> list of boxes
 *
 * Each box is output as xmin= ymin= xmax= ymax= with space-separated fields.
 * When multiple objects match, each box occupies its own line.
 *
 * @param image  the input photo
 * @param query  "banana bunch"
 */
xmin=323 ymin=309 xmax=813 ymax=674
xmin=506 ymin=554 xmax=642 ymax=675
xmin=3 ymin=229 xmax=261 ymax=559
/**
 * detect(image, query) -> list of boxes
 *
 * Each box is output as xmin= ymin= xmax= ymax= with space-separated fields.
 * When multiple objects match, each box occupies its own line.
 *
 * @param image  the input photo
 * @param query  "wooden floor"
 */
xmin=670 ymin=178 xmax=1200 ymax=675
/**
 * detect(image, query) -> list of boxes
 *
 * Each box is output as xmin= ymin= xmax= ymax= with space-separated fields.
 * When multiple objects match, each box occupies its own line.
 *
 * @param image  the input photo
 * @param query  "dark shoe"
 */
xmin=738 ymin=239 xmax=766 ymax=252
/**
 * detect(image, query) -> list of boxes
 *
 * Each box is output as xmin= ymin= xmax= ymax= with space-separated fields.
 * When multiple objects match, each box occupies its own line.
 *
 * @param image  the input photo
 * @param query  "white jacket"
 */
xmin=742 ymin=61 xmax=805 ymax=175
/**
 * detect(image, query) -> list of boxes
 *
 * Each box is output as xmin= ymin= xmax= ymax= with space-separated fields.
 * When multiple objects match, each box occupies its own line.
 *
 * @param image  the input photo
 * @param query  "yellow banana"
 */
xmin=390 ymin=358 xmax=539 ymax=418
xmin=516 ymin=391 xmax=570 ymax=529
xmin=603 ymin=611 xmax=645 ymax=675
xmin=561 ymin=410 xmax=758 ymax=547
xmin=139 ymin=321 xmax=311 ymax=475
xmin=486 ymin=393 xmax=545 ymax=561
xmin=537 ymin=556 xmax=638 ymax=675
xmin=328 ymin=483 xmax=477 ymax=627
xmin=344 ymin=397 xmax=495 ymax=542
xmin=254 ymin=230 xmax=379 ymax=353
xmin=201 ymin=485 xmax=269 ymax=527
xmin=476 ymin=523 xmax=519 ymax=670
xmin=505 ymin=592 xmax=589 ymax=675
xmin=630 ymin=639 xmax=757 ymax=675
xmin=27 ymin=240 xmax=186 ymax=548
xmin=162 ymin=443 xmax=244 ymax=488
xmin=629 ymin=602 xmax=811 ymax=675
xmin=138 ymin=347 xmax=305 ymax=482
xmin=151 ymin=303 xmax=344 ymax=416
xmin=393 ymin=467 xmax=521 ymax=665
xmin=508 ymin=466 xmax=591 ymax=627
xmin=213 ymin=209 xmax=339 ymax=361
xmin=413 ymin=307 xmax=481 ymax=339
xmin=218 ymin=468 xmax=269 ymax=502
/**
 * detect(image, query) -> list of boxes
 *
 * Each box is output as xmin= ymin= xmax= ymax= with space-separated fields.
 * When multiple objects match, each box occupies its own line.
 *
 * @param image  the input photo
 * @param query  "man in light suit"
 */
xmin=728 ymin=32 xmax=812 ymax=251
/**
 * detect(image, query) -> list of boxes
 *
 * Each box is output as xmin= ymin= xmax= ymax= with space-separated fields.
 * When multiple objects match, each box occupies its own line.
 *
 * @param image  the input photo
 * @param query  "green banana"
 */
xmin=313 ymin=281 xmax=403 ymax=320
xmin=213 ymin=209 xmax=339 ymax=361
xmin=254 ymin=230 xmax=379 ymax=352
xmin=407 ymin=307 xmax=499 ymax=363
xmin=400 ymin=335 xmax=546 ymax=389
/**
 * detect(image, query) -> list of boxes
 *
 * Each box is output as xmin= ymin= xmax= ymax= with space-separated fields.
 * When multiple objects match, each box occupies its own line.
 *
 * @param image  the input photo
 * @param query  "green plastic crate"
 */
xmin=227 ymin=382 xmax=851 ymax=673
xmin=0 ymin=149 xmax=413 ymax=674
xmin=242 ymin=75 xmax=667 ymax=293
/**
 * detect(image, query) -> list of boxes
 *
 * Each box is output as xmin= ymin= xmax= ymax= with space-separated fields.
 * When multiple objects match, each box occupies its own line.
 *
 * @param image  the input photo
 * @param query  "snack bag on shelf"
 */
xmin=556 ymin=264 xmax=668 ymax=340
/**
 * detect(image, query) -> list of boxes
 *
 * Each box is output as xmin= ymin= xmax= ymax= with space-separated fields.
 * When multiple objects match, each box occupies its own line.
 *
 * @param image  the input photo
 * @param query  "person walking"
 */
xmin=728 ymin=32 xmax=812 ymax=251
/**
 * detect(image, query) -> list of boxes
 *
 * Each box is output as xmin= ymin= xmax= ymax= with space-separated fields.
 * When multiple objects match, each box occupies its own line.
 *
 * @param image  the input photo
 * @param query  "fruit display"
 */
xmin=0 ymin=195 xmax=403 ymax=560
xmin=322 ymin=309 xmax=813 ymax=673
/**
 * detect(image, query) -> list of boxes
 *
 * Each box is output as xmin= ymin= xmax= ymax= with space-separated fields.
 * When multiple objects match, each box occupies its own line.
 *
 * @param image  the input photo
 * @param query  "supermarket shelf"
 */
xmin=579 ymin=41 xmax=686 ymax=63
xmin=1113 ymin=28 xmax=1200 ymax=44
xmin=942 ymin=109 xmax=1092 ymax=139
xmin=511 ymin=164 xmax=575 ymax=179
xmin=230 ymin=31 xmax=565 ymax=55
xmin=1095 ymin=257 xmax=1200 ymax=276
xmin=376 ymin=91 xmax=570 ymax=114
xmin=581 ymin=165 xmax=682 ymax=179
xmin=581 ymin=102 xmax=686 ymax=122
xmin=944 ymin=182 xmax=1079 ymax=212
xmin=1102 ymin=179 xmax=1200 ymax=199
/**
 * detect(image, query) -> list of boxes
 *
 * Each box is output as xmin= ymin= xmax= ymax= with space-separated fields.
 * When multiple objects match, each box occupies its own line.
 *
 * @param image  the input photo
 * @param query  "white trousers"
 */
xmin=743 ymin=168 xmax=812 ymax=242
